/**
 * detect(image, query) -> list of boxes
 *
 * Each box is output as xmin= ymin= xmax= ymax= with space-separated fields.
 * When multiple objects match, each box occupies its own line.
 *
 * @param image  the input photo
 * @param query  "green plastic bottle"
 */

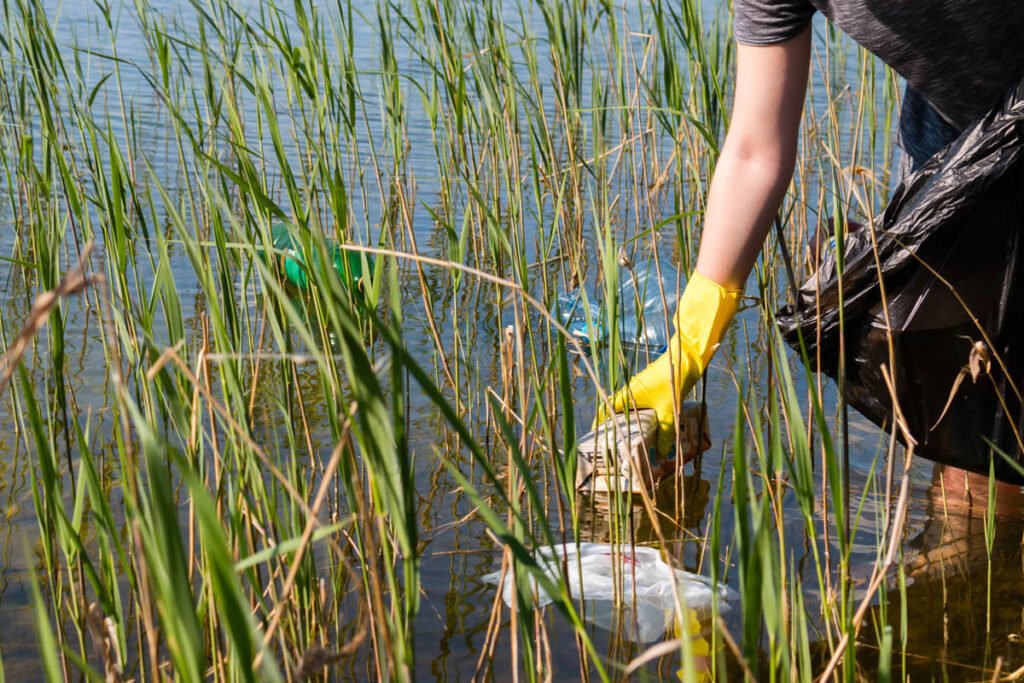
xmin=266 ymin=223 xmax=369 ymax=293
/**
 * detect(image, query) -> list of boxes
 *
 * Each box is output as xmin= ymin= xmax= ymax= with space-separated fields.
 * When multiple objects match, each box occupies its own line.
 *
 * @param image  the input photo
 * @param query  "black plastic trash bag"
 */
xmin=777 ymin=77 xmax=1024 ymax=484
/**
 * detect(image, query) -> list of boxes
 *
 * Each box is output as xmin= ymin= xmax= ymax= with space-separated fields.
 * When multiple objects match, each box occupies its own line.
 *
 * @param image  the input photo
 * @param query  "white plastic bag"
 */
xmin=483 ymin=542 xmax=734 ymax=643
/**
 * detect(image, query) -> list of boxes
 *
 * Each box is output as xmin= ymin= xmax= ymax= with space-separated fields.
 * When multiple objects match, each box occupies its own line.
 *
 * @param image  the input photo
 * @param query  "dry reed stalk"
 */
xmin=85 ymin=601 xmax=124 ymax=683
xmin=0 ymin=242 xmax=96 ymax=398
xmin=147 ymin=344 xmax=320 ymax=520
xmin=256 ymin=407 xmax=361 ymax=671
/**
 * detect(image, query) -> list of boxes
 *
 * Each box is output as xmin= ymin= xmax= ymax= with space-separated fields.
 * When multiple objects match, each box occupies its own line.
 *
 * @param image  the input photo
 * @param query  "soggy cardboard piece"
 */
xmin=576 ymin=403 xmax=711 ymax=495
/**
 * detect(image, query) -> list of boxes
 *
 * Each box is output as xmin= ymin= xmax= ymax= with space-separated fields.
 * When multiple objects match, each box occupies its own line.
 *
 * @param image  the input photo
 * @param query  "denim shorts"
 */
xmin=897 ymin=84 xmax=962 ymax=179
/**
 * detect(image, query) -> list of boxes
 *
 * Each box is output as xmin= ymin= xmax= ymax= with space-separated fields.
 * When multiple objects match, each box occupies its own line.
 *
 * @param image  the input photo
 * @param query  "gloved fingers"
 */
xmin=594 ymin=379 xmax=644 ymax=428
xmin=655 ymin=429 xmax=675 ymax=457
xmin=596 ymin=357 xmax=660 ymax=420
xmin=609 ymin=381 xmax=638 ymax=414
xmin=593 ymin=401 xmax=609 ymax=429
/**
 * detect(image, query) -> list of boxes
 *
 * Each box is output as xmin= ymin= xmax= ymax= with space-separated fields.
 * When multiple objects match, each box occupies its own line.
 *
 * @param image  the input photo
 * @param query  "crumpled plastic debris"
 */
xmin=483 ymin=542 xmax=735 ymax=643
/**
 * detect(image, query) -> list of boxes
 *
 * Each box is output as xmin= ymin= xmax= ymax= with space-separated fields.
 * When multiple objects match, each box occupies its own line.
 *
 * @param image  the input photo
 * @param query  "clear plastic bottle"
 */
xmin=555 ymin=288 xmax=603 ymax=345
xmin=612 ymin=258 xmax=681 ymax=353
xmin=556 ymin=258 xmax=682 ymax=354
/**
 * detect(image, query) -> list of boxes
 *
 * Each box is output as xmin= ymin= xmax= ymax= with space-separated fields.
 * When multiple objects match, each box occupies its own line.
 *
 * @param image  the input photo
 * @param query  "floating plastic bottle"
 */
xmin=264 ymin=223 xmax=369 ymax=293
xmin=614 ymin=258 xmax=681 ymax=354
xmin=555 ymin=289 xmax=603 ymax=344
xmin=556 ymin=258 xmax=681 ymax=355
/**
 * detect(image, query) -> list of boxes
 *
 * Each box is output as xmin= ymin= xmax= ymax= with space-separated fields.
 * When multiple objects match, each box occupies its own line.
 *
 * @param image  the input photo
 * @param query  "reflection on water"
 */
xmin=578 ymin=475 xmax=721 ymax=679
xmin=575 ymin=462 xmax=1024 ymax=680
xmin=882 ymin=465 xmax=1024 ymax=679
xmin=578 ymin=470 xmax=712 ymax=544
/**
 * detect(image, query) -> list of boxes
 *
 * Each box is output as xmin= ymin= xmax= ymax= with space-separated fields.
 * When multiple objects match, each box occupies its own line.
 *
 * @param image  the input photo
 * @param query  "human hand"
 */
xmin=599 ymin=272 xmax=740 ymax=456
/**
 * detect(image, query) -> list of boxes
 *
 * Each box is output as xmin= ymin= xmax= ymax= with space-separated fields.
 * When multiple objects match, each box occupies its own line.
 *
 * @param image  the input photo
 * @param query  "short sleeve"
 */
xmin=734 ymin=0 xmax=816 ymax=46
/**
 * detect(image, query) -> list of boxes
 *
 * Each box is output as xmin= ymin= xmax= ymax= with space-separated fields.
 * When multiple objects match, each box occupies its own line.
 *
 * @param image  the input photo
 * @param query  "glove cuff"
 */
xmin=672 ymin=271 xmax=741 ymax=369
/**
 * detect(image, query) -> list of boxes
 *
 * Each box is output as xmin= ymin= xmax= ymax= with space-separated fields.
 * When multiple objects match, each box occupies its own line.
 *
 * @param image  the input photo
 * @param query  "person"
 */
xmin=609 ymin=1 xmax=1024 ymax=457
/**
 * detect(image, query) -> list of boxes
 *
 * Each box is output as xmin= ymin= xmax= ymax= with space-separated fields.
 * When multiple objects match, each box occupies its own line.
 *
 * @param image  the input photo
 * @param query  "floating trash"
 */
xmin=483 ymin=542 xmax=734 ymax=643
xmin=555 ymin=289 xmax=603 ymax=346
xmin=260 ymin=222 xmax=371 ymax=293
xmin=556 ymin=258 xmax=682 ymax=355
xmin=575 ymin=404 xmax=711 ymax=495
xmin=615 ymin=258 xmax=681 ymax=352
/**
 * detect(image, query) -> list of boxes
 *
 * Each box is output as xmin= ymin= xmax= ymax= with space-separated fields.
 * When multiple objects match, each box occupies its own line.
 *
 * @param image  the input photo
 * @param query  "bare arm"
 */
xmin=694 ymin=27 xmax=811 ymax=290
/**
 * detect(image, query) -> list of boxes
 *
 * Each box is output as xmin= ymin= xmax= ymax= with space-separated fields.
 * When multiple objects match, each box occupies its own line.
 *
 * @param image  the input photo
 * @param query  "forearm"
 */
xmin=694 ymin=144 xmax=796 ymax=290
xmin=694 ymin=27 xmax=810 ymax=291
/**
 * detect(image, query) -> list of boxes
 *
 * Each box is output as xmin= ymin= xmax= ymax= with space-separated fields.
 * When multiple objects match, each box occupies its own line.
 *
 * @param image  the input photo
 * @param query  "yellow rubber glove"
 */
xmin=675 ymin=608 xmax=713 ymax=682
xmin=605 ymin=271 xmax=740 ymax=456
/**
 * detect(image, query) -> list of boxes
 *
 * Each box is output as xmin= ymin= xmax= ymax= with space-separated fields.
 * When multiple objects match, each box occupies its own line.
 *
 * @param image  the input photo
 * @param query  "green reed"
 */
xmin=0 ymin=0 xmax=997 ymax=680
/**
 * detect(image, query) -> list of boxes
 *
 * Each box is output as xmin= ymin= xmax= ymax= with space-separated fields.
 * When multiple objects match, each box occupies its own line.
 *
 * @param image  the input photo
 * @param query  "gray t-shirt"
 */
xmin=734 ymin=0 xmax=1024 ymax=134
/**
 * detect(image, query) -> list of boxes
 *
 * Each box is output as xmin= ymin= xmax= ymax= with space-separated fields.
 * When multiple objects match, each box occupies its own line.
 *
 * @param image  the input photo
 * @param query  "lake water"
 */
xmin=0 ymin=1 xmax=1021 ymax=680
